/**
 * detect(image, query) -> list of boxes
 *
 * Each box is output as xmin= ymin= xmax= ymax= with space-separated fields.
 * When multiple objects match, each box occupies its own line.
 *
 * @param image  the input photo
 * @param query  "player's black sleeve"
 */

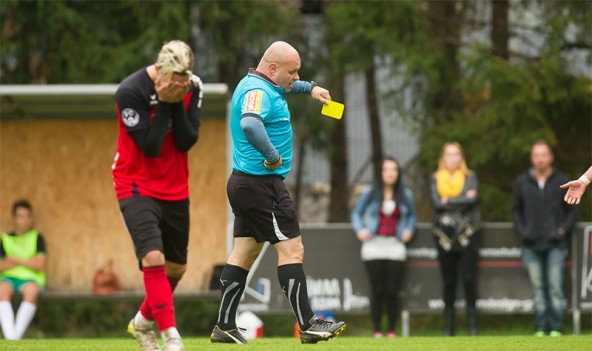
xmin=171 ymin=76 xmax=202 ymax=152
xmin=115 ymin=86 xmax=171 ymax=158
xmin=0 ymin=241 xmax=5 ymax=257
xmin=36 ymin=234 xmax=46 ymax=254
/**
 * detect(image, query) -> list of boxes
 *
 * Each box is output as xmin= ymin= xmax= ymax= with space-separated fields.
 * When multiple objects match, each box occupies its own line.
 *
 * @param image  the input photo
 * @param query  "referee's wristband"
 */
xmin=309 ymin=81 xmax=317 ymax=94
xmin=579 ymin=175 xmax=591 ymax=186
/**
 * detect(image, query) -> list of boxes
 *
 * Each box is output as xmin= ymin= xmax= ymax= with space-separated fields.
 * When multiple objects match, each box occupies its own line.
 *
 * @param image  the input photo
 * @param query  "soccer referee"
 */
xmin=210 ymin=41 xmax=346 ymax=344
xmin=112 ymin=40 xmax=202 ymax=351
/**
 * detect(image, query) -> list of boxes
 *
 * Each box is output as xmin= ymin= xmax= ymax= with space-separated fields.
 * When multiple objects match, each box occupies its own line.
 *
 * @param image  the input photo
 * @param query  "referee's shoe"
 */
xmin=210 ymin=325 xmax=248 ymax=344
xmin=299 ymin=317 xmax=346 ymax=344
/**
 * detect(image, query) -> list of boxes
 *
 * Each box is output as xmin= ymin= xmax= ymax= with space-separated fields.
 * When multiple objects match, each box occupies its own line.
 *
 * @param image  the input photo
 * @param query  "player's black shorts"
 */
xmin=227 ymin=171 xmax=300 ymax=244
xmin=119 ymin=195 xmax=189 ymax=268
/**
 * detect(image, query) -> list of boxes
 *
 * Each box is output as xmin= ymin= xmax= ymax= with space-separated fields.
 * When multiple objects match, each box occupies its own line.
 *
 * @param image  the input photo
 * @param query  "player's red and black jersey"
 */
xmin=112 ymin=67 xmax=203 ymax=201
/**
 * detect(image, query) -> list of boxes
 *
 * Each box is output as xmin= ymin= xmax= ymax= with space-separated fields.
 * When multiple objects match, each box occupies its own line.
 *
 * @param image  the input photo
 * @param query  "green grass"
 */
xmin=1 ymin=336 xmax=591 ymax=351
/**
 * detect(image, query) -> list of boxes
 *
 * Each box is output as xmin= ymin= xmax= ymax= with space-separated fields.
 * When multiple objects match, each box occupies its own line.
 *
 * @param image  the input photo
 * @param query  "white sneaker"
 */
xmin=128 ymin=319 xmax=161 ymax=351
xmin=161 ymin=328 xmax=184 ymax=351
xmin=163 ymin=337 xmax=184 ymax=351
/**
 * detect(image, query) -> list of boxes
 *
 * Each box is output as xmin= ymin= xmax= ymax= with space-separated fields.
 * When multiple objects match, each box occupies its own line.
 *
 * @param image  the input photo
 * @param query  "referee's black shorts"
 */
xmin=119 ymin=194 xmax=189 ymax=268
xmin=227 ymin=171 xmax=300 ymax=244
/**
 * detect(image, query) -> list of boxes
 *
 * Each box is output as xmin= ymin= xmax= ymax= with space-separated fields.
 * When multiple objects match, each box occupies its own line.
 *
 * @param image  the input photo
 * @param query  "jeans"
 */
xmin=521 ymin=247 xmax=566 ymax=332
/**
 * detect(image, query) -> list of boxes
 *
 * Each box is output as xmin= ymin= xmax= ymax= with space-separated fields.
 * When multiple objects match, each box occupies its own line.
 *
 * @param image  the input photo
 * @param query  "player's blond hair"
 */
xmin=156 ymin=40 xmax=194 ymax=79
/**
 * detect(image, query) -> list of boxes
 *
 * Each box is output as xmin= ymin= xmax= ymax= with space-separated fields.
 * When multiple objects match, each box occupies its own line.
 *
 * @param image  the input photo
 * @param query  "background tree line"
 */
xmin=1 ymin=0 xmax=590 ymax=221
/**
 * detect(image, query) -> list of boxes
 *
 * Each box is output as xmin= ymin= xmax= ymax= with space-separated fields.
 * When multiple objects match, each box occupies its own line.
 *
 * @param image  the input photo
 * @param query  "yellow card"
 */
xmin=321 ymin=101 xmax=345 ymax=120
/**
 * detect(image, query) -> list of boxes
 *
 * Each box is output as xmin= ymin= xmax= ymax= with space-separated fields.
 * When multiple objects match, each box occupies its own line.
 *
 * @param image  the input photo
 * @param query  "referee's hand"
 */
xmin=264 ymin=156 xmax=282 ymax=170
xmin=311 ymin=86 xmax=331 ymax=105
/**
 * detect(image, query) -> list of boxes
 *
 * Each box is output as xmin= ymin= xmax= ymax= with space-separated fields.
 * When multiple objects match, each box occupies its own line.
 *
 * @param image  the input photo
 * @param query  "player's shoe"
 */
xmin=161 ymin=328 xmax=184 ymax=351
xmin=163 ymin=337 xmax=184 ymax=351
xmin=210 ymin=325 xmax=248 ymax=344
xmin=127 ymin=319 xmax=162 ymax=351
xmin=299 ymin=317 xmax=346 ymax=344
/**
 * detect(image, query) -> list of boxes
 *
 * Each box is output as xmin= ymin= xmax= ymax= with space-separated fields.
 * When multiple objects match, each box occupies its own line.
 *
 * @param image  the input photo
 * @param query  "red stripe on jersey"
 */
xmin=183 ymin=91 xmax=193 ymax=109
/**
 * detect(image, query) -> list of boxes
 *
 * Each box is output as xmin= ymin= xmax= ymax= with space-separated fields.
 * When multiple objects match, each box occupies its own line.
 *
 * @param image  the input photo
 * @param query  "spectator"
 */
xmin=351 ymin=157 xmax=416 ymax=338
xmin=430 ymin=142 xmax=481 ymax=336
xmin=0 ymin=200 xmax=47 ymax=340
xmin=512 ymin=140 xmax=577 ymax=337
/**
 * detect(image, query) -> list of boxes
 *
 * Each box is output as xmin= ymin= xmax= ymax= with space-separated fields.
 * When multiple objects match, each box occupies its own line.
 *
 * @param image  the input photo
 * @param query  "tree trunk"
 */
xmin=492 ymin=0 xmax=509 ymax=60
xmin=215 ymin=4 xmax=244 ymax=88
xmin=294 ymin=132 xmax=307 ymax=214
xmin=327 ymin=72 xmax=350 ymax=222
xmin=365 ymin=58 xmax=383 ymax=182
xmin=425 ymin=0 xmax=463 ymax=124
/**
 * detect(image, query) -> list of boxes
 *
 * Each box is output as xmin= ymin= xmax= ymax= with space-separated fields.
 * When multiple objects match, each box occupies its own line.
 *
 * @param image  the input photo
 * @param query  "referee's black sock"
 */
xmin=278 ymin=263 xmax=315 ymax=330
xmin=216 ymin=264 xmax=248 ymax=331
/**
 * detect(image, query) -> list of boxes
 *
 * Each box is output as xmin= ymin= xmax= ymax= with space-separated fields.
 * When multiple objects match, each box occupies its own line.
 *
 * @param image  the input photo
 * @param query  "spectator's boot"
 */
xmin=443 ymin=308 xmax=455 ymax=336
xmin=467 ymin=307 xmax=478 ymax=336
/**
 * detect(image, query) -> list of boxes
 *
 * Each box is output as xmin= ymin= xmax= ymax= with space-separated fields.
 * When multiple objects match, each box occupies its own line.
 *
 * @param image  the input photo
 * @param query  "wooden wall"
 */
xmin=0 ymin=119 xmax=228 ymax=292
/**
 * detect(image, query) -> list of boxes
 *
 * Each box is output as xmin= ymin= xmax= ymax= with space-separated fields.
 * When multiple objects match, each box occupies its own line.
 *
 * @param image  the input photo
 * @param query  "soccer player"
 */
xmin=112 ymin=40 xmax=202 ymax=351
xmin=210 ymin=41 xmax=346 ymax=345
xmin=560 ymin=165 xmax=592 ymax=205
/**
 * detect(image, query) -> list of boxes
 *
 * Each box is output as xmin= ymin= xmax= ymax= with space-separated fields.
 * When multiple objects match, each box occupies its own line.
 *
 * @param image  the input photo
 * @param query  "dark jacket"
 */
xmin=430 ymin=172 xmax=481 ymax=251
xmin=512 ymin=168 xmax=577 ymax=251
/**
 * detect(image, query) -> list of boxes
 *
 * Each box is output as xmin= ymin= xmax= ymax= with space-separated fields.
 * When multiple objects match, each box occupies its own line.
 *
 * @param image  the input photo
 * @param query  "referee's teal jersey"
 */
xmin=231 ymin=69 xmax=292 ymax=178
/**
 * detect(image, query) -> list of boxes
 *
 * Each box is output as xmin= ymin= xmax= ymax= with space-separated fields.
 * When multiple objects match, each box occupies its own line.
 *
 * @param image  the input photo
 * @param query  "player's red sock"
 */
xmin=139 ymin=275 xmax=181 ymax=321
xmin=139 ymin=298 xmax=153 ymax=321
xmin=142 ymin=265 xmax=175 ymax=331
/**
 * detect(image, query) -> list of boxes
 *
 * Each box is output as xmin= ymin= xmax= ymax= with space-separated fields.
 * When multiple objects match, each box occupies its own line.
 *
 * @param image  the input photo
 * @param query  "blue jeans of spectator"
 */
xmin=521 ymin=247 xmax=566 ymax=332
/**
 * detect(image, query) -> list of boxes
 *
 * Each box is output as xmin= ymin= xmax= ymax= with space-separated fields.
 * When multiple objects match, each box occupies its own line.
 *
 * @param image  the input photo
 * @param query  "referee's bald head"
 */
xmin=260 ymin=41 xmax=300 ymax=67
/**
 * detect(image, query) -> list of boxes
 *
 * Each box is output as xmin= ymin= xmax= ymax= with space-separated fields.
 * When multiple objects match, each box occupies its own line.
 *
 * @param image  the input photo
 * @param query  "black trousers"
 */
xmin=436 ymin=240 xmax=479 ymax=309
xmin=364 ymin=260 xmax=405 ymax=332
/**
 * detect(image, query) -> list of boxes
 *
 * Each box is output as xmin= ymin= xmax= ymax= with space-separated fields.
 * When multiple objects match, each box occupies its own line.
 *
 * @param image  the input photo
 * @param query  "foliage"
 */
xmin=377 ymin=0 xmax=592 ymax=221
xmin=0 ymin=1 xmax=190 ymax=83
xmin=419 ymin=49 xmax=591 ymax=219
xmin=197 ymin=0 xmax=302 ymax=89
xmin=1 ymin=0 xmax=590 ymax=220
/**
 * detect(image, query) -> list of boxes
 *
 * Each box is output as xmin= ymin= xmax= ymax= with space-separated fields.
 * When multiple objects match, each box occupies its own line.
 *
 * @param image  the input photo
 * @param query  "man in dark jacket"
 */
xmin=512 ymin=140 xmax=577 ymax=337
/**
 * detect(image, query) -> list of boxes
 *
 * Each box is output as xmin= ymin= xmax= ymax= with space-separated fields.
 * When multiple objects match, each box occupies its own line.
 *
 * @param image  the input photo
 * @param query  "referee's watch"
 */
xmin=310 ymin=81 xmax=318 ymax=94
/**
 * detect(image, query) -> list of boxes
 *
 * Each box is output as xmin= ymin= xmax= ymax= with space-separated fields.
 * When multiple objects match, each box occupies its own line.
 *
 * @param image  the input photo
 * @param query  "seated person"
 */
xmin=0 ymin=200 xmax=47 ymax=340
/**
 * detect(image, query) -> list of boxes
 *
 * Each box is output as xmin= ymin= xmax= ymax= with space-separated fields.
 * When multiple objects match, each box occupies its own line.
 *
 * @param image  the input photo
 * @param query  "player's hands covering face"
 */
xmin=156 ymin=74 xmax=190 ymax=103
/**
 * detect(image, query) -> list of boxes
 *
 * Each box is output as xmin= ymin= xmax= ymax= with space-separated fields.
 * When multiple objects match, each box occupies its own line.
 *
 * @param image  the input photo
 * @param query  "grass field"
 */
xmin=1 ymin=336 xmax=591 ymax=351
